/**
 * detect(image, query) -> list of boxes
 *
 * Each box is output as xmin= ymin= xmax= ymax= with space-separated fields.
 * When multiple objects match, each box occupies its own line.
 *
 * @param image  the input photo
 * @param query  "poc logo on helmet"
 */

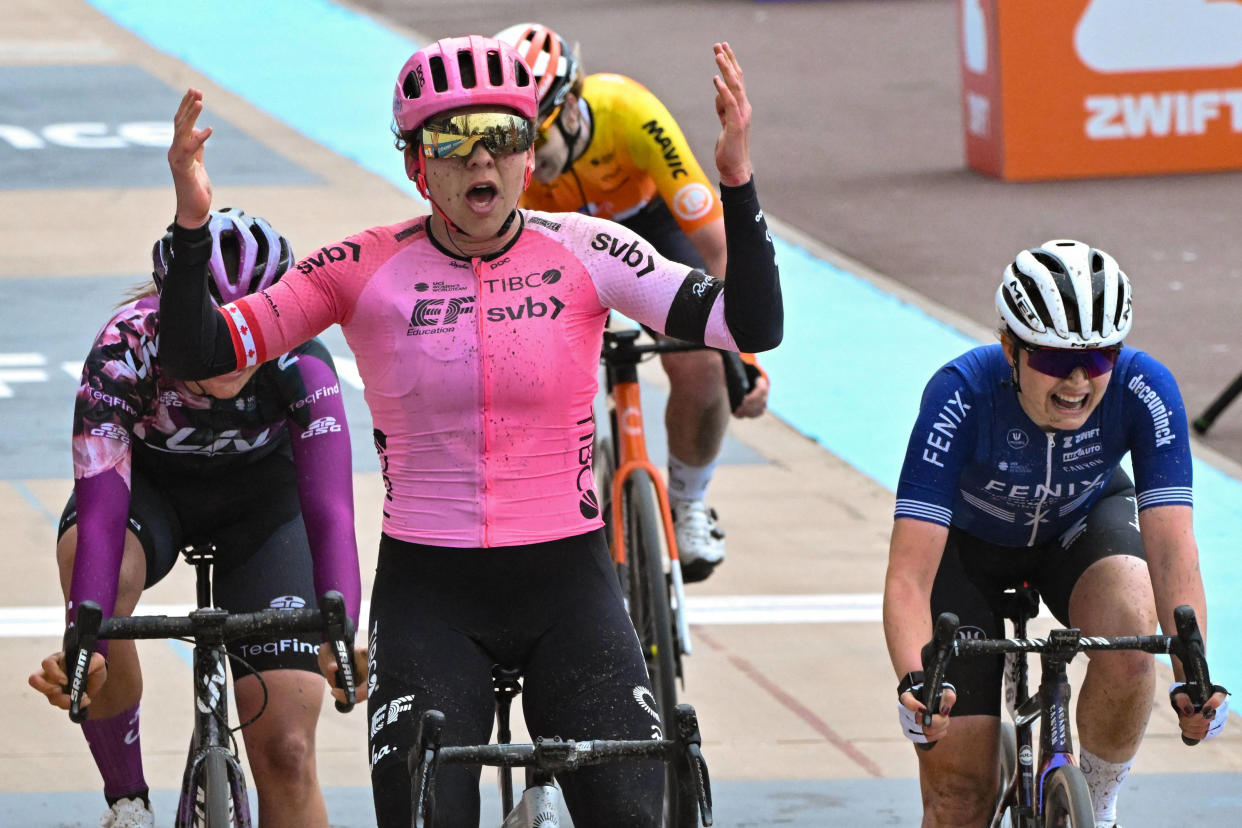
xmin=270 ymin=595 xmax=306 ymax=610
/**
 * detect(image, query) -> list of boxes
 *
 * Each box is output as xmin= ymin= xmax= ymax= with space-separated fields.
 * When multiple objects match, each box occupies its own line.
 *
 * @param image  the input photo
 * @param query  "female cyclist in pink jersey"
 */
xmin=159 ymin=36 xmax=780 ymax=826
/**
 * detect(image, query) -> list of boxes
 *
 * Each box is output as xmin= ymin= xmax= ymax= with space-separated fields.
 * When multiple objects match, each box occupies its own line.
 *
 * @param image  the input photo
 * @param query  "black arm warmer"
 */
xmin=720 ymin=177 xmax=783 ymax=352
xmin=158 ymin=222 xmax=244 ymax=380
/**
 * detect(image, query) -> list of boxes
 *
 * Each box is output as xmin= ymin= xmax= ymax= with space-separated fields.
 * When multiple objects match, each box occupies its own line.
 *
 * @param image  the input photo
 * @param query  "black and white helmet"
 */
xmin=996 ymin=239 xmax=1132 ymax=348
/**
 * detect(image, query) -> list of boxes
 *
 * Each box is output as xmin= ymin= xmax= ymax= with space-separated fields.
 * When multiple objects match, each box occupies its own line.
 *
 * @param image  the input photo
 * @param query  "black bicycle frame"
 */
xmin=63 ymin=544 xmax=356 ymax=827
xmin=922 ymin=602 xmax=1215 ymax=826
xmin=1021 ymin=626 xmax=1083 ymax=816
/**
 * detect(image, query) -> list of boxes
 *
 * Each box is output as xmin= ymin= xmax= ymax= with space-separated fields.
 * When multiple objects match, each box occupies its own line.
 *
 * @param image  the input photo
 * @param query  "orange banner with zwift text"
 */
xmin=960 ymin=0 xmax=1242 ymax=181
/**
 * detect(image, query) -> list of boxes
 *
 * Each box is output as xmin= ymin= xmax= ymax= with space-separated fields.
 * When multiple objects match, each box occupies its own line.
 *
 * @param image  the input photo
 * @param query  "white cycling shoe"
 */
xmin=100 ymin=796 xmax=154 ymax=828
xmin=672 ymin=499 xmax=726 ymax=583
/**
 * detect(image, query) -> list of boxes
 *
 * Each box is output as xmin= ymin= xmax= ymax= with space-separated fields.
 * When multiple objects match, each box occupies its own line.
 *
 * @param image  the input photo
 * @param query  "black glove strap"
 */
xmin=1169 ymin=682 xmax=1230 ymax=713
xmin=897 ymin=671 xmax=926 ymax=698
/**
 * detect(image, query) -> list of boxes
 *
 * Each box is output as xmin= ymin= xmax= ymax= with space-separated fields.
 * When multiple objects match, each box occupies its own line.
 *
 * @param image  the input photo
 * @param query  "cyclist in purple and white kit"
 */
xmin=883 ymin=240 xmax=1229 ymax=828
xmin=158 ymin=37 xmax=779 ymax=827
xmin=28 ymin=209 xmax=361 ymax=828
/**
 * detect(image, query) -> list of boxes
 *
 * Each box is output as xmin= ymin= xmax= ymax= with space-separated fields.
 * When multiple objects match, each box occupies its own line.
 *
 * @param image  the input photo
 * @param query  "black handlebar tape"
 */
xmin=65 ymin=601 xmax=103 ymax=724
xmin=411 ymin=709 xmax=447 ymax=827
xmin=319 ymin=591 xmax=356 ymax=713
xmin=916 ymin=612 xmax=960 ymax=752
xmin=1173 ymin=605 xmax=1212 ymax=746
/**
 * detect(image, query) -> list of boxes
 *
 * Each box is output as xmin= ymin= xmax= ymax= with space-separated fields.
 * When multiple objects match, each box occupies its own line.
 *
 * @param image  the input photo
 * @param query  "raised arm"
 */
xmin=159 ymin=89 xmax=241 ymax=380
xmin=711 ymin=43 xmax=781 ymax=352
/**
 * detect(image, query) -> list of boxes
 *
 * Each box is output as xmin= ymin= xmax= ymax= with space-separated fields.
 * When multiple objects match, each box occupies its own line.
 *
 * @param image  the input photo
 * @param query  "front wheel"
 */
xmin=625 ymin=472 xmax=694 ymax=826
xmin=1041 ymin=765 xmax=1094 ymax=828
xmin=180 ymin=748 xmax=247 ymax=828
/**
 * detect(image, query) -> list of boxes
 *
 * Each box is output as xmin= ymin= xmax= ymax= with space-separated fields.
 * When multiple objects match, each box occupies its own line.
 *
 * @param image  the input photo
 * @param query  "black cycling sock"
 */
xmin=105 ymin=789 xmax=150 ymax=808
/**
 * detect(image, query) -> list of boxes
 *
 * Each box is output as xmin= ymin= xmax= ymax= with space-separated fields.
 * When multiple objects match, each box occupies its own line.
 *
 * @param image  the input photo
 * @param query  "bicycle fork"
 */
xmin=175 ymin=547 xmax=252 ymax=828
xmin=1033 ymin=629 xmax=1081 ymax=810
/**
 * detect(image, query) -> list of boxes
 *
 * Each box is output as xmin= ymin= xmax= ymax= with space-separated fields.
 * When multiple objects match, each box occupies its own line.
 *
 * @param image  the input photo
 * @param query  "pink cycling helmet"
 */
xmin=393 ymin=35 xmax=538 ymax=133
xmin=152 ymin=208 xmax=293 ymax=305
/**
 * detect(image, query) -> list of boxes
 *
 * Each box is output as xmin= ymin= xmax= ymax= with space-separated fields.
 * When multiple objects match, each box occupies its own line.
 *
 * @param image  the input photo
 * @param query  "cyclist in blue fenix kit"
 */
xmin=882 ymin=240 xmax=1229 ymax=828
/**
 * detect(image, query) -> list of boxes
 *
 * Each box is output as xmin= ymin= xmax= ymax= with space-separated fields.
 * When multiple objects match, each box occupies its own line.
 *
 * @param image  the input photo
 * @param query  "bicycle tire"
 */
xmin=627 ymin=472 xmax=678 ymax=725
xmin=1041 ymin=765 xmax=1094 ymax=828
xmin=625 ymin=471 xmax=696 ymax=826
xmin=993 ymin=722 xmax=1017 ymax=827
xmin=194 ymin=750 xmax=235 ymax=828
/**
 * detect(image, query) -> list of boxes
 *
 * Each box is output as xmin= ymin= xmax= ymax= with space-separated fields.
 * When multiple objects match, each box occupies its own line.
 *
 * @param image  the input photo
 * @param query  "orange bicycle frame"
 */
xmin=606 ymin=377 xmax=681 ymax=569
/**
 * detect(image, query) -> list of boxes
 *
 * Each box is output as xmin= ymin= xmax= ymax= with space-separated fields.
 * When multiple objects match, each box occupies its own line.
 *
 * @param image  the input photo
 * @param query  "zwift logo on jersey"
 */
xmin=1061 ymin=427 xmax=1103 ymax=464
xmin=639 ymin=119 xmax=688 ymax=179
xmin=296 ymin=241 xmax=362 ymax=275
xmin=1127 ymin=374 xmax=1177 ymax=447
xmin=407 ymin=296 xmax=475 ymax=336
xmin=590 ymin=232 xmax=657 ymax=277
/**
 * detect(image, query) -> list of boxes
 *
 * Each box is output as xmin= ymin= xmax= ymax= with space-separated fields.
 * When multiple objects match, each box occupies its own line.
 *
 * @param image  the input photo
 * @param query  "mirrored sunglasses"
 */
xmin=420 ymin=112 xmax=534 ymax=160
xmin=1022 ymin=344 xmax=1121 ymax=379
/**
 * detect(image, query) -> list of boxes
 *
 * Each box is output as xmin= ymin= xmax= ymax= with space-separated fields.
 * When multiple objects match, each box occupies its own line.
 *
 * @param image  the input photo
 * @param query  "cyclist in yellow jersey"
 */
xmin=497 ymin=22 xmax=771 ymax=582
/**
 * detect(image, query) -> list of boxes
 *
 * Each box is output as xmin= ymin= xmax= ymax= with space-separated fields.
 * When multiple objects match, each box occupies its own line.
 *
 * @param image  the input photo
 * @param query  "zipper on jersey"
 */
xmin=1027 ymin=432 xmax=1055 ymax=546
xmin=473 ymin=256 xmax=490 ymax=547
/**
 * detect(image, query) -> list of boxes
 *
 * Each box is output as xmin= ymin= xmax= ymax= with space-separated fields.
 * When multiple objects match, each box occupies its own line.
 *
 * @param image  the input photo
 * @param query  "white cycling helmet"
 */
xmin=996 ymin=239 xmax=1132 ymax=348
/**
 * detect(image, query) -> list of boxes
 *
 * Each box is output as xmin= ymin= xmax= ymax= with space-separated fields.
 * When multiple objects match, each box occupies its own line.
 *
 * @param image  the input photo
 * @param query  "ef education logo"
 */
xmin=407 ymin=297 xmax=475 ymax=336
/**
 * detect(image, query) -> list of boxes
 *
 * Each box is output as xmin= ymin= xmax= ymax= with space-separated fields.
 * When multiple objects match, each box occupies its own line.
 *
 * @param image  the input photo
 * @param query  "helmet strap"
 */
xmin=556 ymin=106 xmax=583 ymax=175
xmin=1008 ymin=338 xmax=1024 ymax=394
xmin=412 ymin=141 xmax=522 ymax=243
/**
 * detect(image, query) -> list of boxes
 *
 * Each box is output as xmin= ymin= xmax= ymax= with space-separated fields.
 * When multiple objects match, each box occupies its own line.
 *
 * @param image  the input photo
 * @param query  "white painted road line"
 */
xmin=0 ymin=595 xmax=890 ymax=637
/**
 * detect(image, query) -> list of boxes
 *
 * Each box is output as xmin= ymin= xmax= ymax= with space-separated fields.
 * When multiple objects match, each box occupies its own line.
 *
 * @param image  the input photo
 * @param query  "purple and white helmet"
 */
xmin=152 ymin=208 xmax=294 ymax=305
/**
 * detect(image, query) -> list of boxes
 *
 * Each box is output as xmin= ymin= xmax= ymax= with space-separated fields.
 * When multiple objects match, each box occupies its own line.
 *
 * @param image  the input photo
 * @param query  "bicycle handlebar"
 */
xmin=63 ymin=591 xmax=357 ymax=721
xmin=412 ymin=702 xmax=714 ymax=826
xmin=914 ymin=612 xmax=959 ymax=752
xmin=915 ymin=605 xmax=1213 ymax=750
xmin=1172 ymin=605 xmax=1214 ymax=746
xmin=601 ymin=328 xmax=753 ymax=413
xmin=435 ymin=735 xmax=682 ymax=768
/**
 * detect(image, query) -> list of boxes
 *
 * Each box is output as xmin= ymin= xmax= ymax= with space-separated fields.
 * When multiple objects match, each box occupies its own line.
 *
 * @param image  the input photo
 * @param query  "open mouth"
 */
xmin=1051 ymin=392 xmax=1087 ymax=412
xmin=465 ymin=183 xmax=498 ymax=211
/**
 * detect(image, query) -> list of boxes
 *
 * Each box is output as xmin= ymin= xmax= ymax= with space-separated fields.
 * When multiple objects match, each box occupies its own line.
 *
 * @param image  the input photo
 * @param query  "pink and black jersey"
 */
xmin=160 ymin=180 xmax=782 ymax=549
xmin=68 ymin=296 xmax=361 ymax=622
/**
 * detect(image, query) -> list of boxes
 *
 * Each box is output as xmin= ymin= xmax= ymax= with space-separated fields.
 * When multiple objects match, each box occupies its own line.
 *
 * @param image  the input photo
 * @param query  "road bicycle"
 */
xmin=407 ymin=664 xmax=713 ymax=827
xmin=593 ymin=326 xmax=750 ymax=822
xmin=918 ymin=585 xmax=1217 ymax=827
xmin=62 ymin=542 xmax=358 ymax=828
